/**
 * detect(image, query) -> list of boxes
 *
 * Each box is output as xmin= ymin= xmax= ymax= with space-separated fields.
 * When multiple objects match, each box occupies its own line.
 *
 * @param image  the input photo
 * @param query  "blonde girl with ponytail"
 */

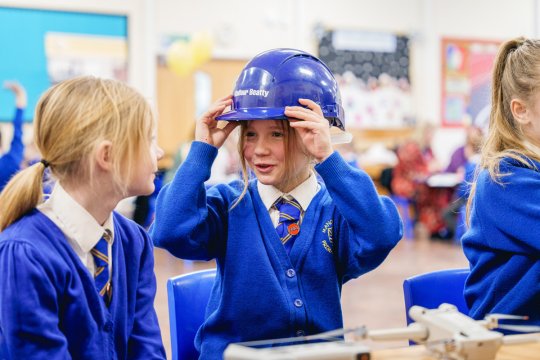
xmin=462 ymin=37 xmax=540 ymax=329
xmin=0 ymin=76 xmax=166 ymax=359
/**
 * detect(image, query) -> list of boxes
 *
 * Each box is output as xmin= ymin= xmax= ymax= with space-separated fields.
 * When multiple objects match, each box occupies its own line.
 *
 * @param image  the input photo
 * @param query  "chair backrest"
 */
xmin=0 ymin=327 xmax=7 ymax=359
xmin=403 ymin=268 xmax=470 ymax=325
xmin=167 ymin=268 xmax=216 ymax=360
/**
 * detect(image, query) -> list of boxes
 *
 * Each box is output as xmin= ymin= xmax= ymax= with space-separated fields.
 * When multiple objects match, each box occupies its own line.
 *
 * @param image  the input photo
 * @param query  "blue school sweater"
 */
xmin=0 ymin=210 xmax=166 ymax=359
xmin=151 ymin=141 xmax=402 ymax=359
xmin=462 ymin=157 xmax=540 ymax=326
xmin=0 ymin=108 xmax=24 ymax=190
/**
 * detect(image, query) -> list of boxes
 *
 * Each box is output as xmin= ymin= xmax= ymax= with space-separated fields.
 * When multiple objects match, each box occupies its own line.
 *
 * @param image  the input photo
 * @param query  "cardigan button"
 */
xmin=286 ymin=269 xmax=296 ymax=278
xmin=296 ymin=330 xmax=305 ymax=337
xmin=294 ymin=299 xmax=303 ymax=308
xmin=104 ymin=321 xmax=113 ymax=332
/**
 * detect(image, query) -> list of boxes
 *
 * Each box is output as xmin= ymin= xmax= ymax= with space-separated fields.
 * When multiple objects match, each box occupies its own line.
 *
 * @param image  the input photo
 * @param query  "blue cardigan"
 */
xmin=0 ymin=210 xmax=166 ymax=359
xmin=0 ymin=108 xmax=24 ymax=191
xmin=151 ymin=141 xmax=402 ymax=359
xmin=463 ymin=157 xmax=540 ymax=326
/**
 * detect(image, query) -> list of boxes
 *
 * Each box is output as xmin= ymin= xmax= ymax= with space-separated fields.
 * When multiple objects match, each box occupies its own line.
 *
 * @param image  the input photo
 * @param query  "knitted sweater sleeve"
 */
xmin=315 ymin=151 xmax=403 ymax=281
xmin=0 ymin=108 xmax=24 ymax=189
xmin=150 ymin=141 xmax=229 ymax=260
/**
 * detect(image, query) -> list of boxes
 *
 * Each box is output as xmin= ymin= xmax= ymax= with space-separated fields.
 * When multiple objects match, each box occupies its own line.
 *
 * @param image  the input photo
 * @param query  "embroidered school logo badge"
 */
xmin=321 ymin=219 xmax=333 ymax=254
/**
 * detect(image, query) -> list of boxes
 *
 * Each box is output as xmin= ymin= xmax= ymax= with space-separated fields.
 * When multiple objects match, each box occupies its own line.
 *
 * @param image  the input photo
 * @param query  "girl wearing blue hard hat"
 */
xmin=151 ymin=48 xmax=403 ymax=359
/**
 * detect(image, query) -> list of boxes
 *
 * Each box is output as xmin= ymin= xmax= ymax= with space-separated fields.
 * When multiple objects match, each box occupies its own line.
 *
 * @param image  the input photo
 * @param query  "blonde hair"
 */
xmin=231 ymin=120 xmax=311 ymax=208
xmin=0 ymin=76 xmax=154 ymax=230
xmin=467 ymin=37 xmax=540 ymax=218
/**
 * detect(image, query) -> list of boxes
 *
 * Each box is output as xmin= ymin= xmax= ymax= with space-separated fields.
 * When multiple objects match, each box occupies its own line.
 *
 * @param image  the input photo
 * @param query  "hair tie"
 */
xmin=40 ymin=159 xmax=50 ymax=168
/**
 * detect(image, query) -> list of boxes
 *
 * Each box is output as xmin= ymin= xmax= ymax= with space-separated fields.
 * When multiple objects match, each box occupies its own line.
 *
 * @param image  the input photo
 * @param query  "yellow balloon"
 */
xmin=191 ymin=32 xmax=213 ymax=66
xmin=166 ymin=40 xmax=196 ymax=76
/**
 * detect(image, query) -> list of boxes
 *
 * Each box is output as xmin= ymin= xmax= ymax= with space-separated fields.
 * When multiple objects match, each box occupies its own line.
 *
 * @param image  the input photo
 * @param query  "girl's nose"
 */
xmin=254 ymin=139 xmax=270 ymax=155
xmin=156 ymin=145 xmax=165 ymax=160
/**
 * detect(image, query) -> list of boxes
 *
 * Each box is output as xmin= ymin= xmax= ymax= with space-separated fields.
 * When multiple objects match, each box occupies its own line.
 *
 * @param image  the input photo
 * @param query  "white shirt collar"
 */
xmin=258 ymin=172 xmax=319 ymax=211
xmin=38 ymin=183 xmax=114 ymax=253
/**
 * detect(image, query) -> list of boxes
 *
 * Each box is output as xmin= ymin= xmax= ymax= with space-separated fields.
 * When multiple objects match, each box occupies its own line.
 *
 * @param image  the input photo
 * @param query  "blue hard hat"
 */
xmin=216 ymin=48 xmax=345 ymax=130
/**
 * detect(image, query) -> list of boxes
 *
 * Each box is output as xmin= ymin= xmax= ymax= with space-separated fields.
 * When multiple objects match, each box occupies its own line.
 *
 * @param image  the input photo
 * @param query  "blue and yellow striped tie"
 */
xmin=275 ymin=196 xmax=303 ymax=254
xmin=91 ymin=229 xmax=112 ymax=305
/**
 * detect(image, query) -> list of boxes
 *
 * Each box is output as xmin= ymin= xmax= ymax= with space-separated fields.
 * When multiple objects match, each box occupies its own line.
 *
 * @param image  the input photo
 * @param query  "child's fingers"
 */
xmin=297 ymin=98 xmax=324 ymax=116
xmin=210 ymin=121 xmax=239 ymax=148
xmin=215 ymin=95 xmax=233 ymax=109
xmin=217 ymin=94 xmax=233 ymax=102
xmin=289 ymin=120 xmax=327 ymax=131
xmin=221 ymin=121 xmax=239 ymax=136
xmin=284 ymin=98 xmax=324 ymax=123
xmin=210 ymin=97 xmax=233 ymax=114
xmin=202 ymin=98 xmax=233 ymax=122
xmin=285 ymin=107 xmax=327 ymax=125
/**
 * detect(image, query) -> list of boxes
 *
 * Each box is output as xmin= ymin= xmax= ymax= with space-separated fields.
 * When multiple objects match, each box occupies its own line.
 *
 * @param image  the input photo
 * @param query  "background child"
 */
xmin=151 ymin=49 xmax=402 ymax=358
xmin=0 ymin=81 xmax=26 ymax=191
xmin=0 ymin=76 xmax=166 ymax=359
xmin=463 ymin=37 xmax=540 ymax=327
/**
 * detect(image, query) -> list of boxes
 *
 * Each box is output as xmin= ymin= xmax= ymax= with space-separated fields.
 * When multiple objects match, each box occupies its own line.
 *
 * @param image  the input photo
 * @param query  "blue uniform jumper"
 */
xmin=151 ymin=141 xmax=403 ymax=359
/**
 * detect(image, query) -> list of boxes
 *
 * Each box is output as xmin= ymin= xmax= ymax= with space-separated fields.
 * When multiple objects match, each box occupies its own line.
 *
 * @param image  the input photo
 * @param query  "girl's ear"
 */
xmin=95 ymin=140 xmax=113 ymax=171
xmin=511 ymin=98 xmax=530 ymax=125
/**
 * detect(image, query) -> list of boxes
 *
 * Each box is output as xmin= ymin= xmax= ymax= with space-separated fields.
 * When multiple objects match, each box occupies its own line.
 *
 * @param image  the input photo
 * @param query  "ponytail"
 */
xmin=489 ymin=37 xmax=525 ymax=141
xmin=0 ymin=161 xmax=47 ymax=231
xmin=467 ymin=37 xmax=540 ymax=222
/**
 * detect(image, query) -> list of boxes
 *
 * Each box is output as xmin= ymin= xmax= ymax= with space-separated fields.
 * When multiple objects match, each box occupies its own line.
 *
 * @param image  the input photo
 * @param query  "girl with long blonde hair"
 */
xmin=462 ymin=37 xmax=540 ymax=328
xmin=0 ymin=76 xmax=166 ymax=359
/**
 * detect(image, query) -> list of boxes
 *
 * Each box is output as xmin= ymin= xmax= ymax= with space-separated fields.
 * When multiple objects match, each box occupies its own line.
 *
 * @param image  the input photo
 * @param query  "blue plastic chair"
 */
xmin=167 ymin=268 xmax=216 ymax=360
xmin=0 ymin=328 xmax=7 ymax=359
xmin=391 ymin=195 xmax=415 ymax=240
xmin=403 ymin=268 xmax=470 ymax=325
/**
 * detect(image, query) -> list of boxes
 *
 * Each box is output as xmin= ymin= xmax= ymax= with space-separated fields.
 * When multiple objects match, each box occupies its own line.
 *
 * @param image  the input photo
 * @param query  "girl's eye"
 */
xmin=272 ymin=132 xmax=284 ymax=138
xmin=245 ymin=131 xmax=256 ymax=138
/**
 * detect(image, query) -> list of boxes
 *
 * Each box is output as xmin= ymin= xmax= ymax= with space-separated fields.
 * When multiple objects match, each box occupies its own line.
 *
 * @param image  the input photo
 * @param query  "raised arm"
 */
xmin=150 ymin=97 xmax=239 ymax=259
xmin=0 ymin=82 xmax=26 ymax=189
xmin=4 ymin=81 xmax=27 ymax=109
xmin=315 ymin=150 xmax=403 ymax=281
xmin=286 ymin=99 xmax=402 ymax=280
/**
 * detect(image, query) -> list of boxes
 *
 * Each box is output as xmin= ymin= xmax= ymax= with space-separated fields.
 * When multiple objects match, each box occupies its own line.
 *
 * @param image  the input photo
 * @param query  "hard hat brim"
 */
xmin=216 ymin=107 xmax=346 ymax=133
xmin=216 ymin=108 xmax=287 ymax=121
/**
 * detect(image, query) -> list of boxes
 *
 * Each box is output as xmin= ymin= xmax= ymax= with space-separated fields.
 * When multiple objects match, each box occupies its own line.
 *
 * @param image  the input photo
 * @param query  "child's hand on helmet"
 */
xmin=285 ymin=99 xmax=334 ymax=163
xmin=196 ymin=95 xmax=238 ymax=148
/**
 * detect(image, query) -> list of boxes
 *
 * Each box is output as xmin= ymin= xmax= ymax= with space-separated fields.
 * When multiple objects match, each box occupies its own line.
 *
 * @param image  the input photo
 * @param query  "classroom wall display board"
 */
xmin=318 ymin=28 xmax=413 ymax=129
xmin=0 ymin=7 xmax=127 ymax=122
xmin=441 ymin=38 xmax=500 ymax=128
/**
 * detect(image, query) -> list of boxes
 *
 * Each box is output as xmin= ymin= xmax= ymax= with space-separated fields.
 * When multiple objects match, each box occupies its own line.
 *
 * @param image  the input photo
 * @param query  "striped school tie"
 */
xmin=91 ymin=229 xmax=112 ymax=305
xmin=275 ymin=196 xmax=303 ymax=254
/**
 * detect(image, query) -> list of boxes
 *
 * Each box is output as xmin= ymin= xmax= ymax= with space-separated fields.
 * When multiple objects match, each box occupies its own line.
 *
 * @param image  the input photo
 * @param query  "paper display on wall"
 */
xmin=45 ymin=32 xmax=128 ymax=84
xmin=441 ymin=38 xmax=500 ymax=128
xmin=318 ymin=29 xmax=414 ymax=129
